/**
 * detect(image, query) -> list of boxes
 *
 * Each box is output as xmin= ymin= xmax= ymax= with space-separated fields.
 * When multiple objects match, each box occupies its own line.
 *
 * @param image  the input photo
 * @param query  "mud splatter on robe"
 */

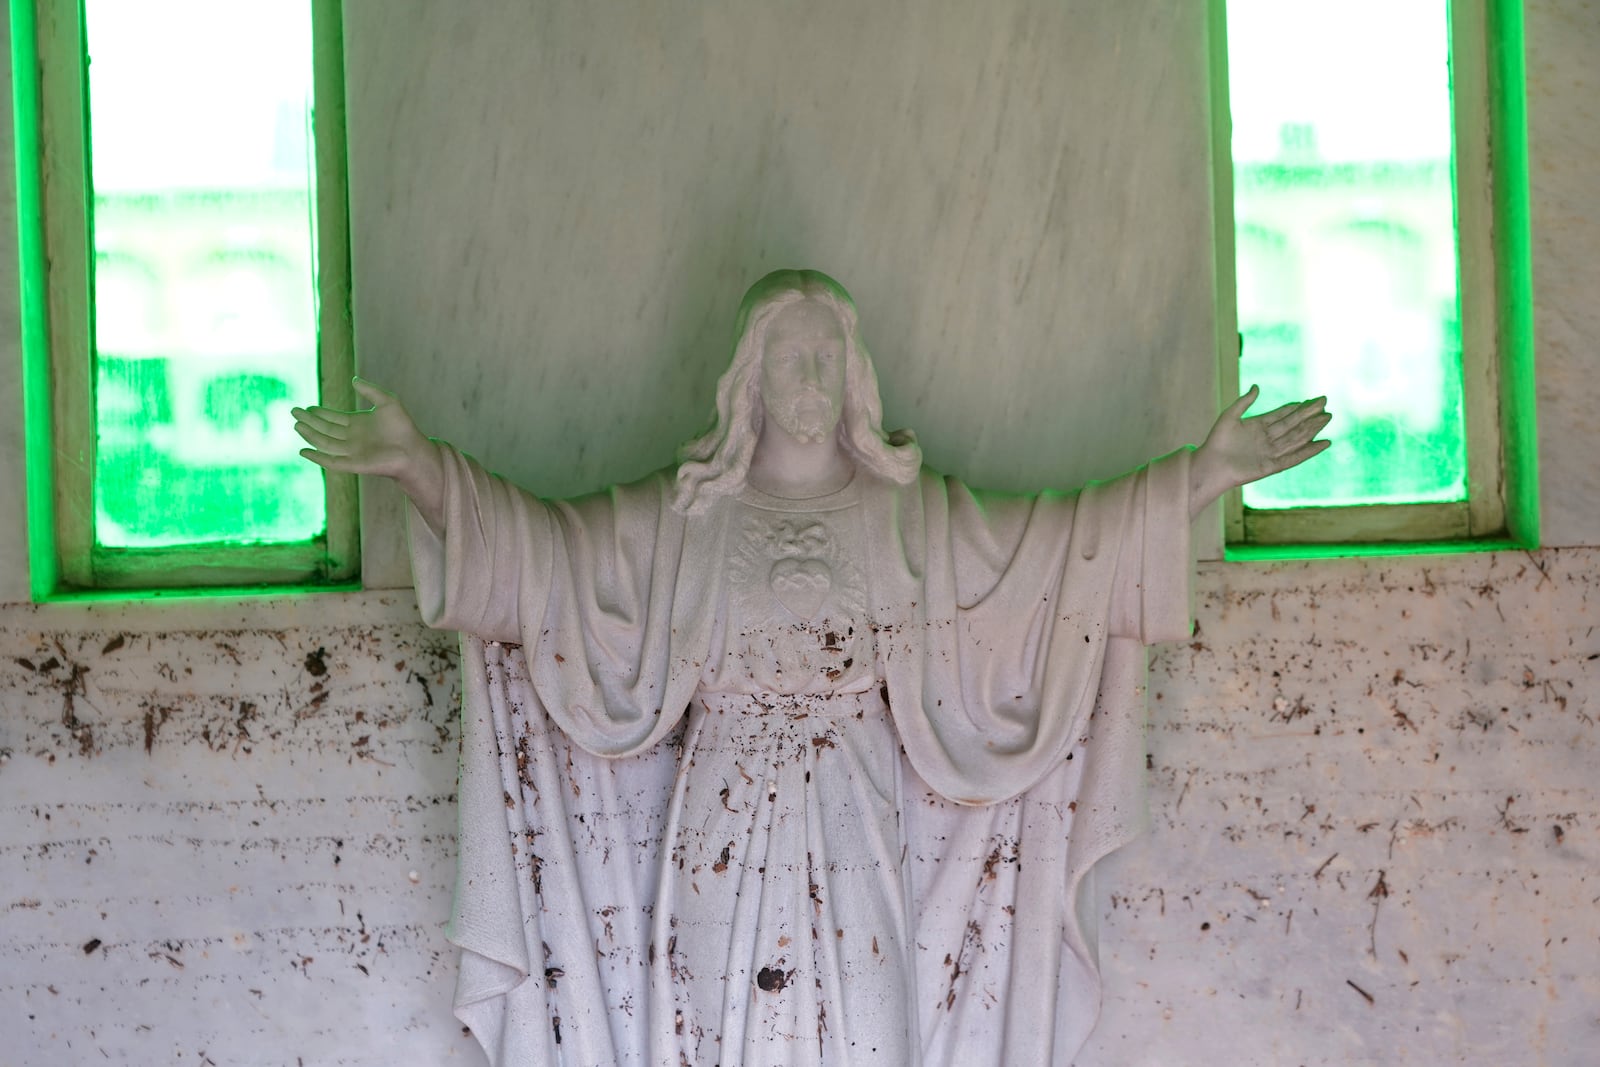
xmin=412 ymin=443 xmax=1192 ymax=1065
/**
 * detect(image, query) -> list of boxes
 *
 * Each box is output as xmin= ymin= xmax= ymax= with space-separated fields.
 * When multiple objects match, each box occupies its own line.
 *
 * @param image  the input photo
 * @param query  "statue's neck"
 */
xmin=746 ymin=424 xmax=854 ymax=500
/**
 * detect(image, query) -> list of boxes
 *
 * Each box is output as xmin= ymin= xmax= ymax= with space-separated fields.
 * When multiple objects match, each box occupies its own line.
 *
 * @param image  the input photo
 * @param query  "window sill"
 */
xmin=10 ymin=586 xmax=422 ymax=633
xmin=1224 ymin=537 xmax=1529 ymax=563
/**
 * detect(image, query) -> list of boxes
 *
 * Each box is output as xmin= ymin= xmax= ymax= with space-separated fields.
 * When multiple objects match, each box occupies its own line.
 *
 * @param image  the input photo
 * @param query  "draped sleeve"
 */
xmin=866 ymin=446 xmax=1194 ymax=805
xmin=407 ymin=443 xmax=725 ymax=757
xmin=876 ymin=448 xmax=1195 ymax=1064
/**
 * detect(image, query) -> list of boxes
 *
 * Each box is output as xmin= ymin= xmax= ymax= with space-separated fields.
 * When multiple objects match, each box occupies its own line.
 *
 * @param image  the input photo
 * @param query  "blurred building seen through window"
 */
xmin=1227 ymin=0 xmax=1466 ymax=510
xmin=86 ymin=0 xmax=324 ymax=548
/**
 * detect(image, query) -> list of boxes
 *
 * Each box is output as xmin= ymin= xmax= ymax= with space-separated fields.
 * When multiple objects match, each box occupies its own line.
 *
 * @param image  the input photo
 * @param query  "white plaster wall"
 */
xmin=1091 ymin=550 xmax=1600 ymax=1065
xmin=0 ymin=594 xmax=475 ymax=1065
xmin=2 ymin=1 xmax=1599 ymax=1064
xmin=4 ymin=555 xmax=1596 ymax=1065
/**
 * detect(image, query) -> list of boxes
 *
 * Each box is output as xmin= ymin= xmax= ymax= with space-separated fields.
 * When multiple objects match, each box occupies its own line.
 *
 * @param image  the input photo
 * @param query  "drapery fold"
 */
xmin=419 ymin=444 xmax=1193 ymax=1064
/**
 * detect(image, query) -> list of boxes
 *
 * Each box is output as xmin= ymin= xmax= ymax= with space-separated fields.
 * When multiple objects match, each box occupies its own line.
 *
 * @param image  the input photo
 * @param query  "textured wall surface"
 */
xmin=4 ymin=553 xmax=1597 ymax=1065
xmin=1091 ymin=549 xmax=1600 ymax=1065
xmin=0 ymin=595 xmax=475 ymax=1066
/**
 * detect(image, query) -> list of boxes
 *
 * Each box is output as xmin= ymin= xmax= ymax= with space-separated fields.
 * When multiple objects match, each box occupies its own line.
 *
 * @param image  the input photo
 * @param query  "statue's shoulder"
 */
xmin=608 ymin=467 xmax=680 ymax=512
xmin=548 ymin=467 xmax=679 ymax=526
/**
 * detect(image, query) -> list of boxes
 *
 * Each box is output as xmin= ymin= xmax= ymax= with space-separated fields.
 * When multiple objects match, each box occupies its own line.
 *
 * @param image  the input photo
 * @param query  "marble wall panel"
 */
xmin=1527 ymin=0 xmax=1600 ymax=546
xmin=343 ymin=0 xmax=1220 ymax=584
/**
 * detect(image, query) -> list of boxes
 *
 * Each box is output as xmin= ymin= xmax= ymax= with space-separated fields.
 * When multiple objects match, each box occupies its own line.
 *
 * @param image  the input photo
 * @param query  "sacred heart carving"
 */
xmin=769 ymin=558 xmax=833 ymax=621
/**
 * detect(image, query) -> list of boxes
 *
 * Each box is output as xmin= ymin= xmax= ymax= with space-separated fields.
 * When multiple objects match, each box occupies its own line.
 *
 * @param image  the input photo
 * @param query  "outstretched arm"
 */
xmin=1189 ymin=385 xmax=1331 ymax=521
xmin=292 ymin=377 xmax=448 ymax=536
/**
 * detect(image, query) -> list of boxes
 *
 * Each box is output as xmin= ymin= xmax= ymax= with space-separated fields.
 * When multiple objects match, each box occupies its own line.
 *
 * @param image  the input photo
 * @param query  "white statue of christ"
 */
xmin=294 ymin=270 xmax=1329 ymax=1066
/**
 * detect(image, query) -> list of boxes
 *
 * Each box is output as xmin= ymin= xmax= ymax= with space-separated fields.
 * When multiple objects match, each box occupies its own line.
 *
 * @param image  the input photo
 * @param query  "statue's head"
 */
xmin=758 ymin=296 xmax=848 ymax=446
xmin=674 ymin=269 xmax=922 ymax=513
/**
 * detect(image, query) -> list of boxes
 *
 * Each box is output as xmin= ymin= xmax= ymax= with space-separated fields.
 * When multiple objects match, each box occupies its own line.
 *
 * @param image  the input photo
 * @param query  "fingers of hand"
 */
xmin=1256 ymin=401 xmax=1305 ymax=425
xmin=1268 ymin=408 xmax=1333 ymax=449
xmin=294 ymin=422 xmax=351 ymax=456
xmin=292 ymin=406 xmax=351 ymax=436
xmin=1261 ymin=395 xmax=1327 ymax=430
xmin=299 ymin=447 xmax=350 ymax=471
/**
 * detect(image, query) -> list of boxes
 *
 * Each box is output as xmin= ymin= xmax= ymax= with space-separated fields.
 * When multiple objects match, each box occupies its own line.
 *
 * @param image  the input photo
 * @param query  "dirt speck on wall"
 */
xmin=1085 ymin=548 xmax=1600 ymax=1065
xmin=0 ymin=601 xmax=474 ymax=1062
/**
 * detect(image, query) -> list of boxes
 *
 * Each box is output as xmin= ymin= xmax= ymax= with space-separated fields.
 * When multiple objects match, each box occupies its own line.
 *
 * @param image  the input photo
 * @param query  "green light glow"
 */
xmin=1488 ymin=0 xmax=1539 ymax=548
xmin=12 ymin=0 xmax=57 ymax=598
xmin=1226 ymin=538 xmax=1521 ymax=563
xmin=84 ymin=1 xmax=324 ymax=547
xmin=1227 ymin=0 xmax=1468 ymax=509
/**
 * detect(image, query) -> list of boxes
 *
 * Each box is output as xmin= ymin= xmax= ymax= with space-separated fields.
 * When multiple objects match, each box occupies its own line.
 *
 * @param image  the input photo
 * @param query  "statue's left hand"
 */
xmin=1190 ymin=385 xmax=1331 ymax=519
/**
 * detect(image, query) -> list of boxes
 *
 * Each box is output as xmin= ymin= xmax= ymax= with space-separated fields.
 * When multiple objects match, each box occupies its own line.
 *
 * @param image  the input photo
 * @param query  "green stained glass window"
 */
xmin=1226 ymin=0 xmax=1466 ymax=510
xmin=85 ymin=0 xmax=324 ymax=548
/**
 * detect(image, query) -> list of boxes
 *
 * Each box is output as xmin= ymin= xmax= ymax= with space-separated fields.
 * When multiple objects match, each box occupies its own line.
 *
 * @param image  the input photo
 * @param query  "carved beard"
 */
xmin=766 ymin=390 xmax=839 ymax=444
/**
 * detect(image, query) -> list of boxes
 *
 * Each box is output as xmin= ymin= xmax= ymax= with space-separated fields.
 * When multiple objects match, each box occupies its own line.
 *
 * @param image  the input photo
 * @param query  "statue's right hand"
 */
xmin=292 ymin=377 xmax=431 ymax=479
xmin=295 ymin=377 xmax=449 ymax=536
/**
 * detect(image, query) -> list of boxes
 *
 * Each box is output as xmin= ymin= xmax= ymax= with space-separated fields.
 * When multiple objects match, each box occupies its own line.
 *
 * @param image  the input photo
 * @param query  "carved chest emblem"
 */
xmin=729 ymin=512 xmax=867 ymax=637
xmin=769 ymin=557 xmax=832 ymax=621
xmin=729 ymin=518 xmax=836 ymax=622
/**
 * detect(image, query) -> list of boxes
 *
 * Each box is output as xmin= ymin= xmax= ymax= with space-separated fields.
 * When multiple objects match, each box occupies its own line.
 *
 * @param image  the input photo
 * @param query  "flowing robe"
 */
xmin=412 ymin=443 xmax=1193 ymax=1065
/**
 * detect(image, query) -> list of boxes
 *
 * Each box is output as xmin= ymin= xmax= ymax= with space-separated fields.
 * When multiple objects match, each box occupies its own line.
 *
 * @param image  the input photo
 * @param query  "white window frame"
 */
xmin=1208 ymin=0 xmax=1537 ymax=550
xmin=16 ymin=0 xmax=358 ymax=593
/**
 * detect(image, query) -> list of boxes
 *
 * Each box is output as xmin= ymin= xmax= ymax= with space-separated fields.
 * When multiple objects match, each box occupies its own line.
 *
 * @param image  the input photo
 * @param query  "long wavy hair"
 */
xmin=674 ymin=269 xmax=922 ymax=513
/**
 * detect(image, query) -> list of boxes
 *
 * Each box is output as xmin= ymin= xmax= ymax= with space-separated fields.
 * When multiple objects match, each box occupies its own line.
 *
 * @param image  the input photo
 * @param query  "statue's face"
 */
xmin=760 ymin=299 xmax=847 ymax=444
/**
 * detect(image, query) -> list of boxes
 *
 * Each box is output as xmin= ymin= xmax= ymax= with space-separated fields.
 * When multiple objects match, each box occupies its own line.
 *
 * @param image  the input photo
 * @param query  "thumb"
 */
xmin=1222 ymin=384 xmax=1260 ymax=422
xmin=352 ymin=376 xmax=396 ymax=408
